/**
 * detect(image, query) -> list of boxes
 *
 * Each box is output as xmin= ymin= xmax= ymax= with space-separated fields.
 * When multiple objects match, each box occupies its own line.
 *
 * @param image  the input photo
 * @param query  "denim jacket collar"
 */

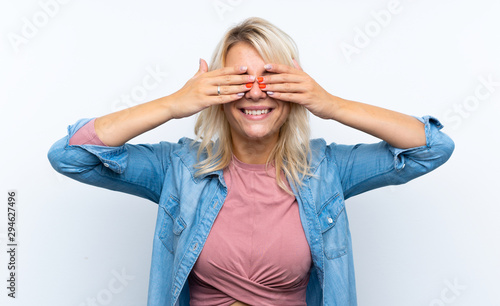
xmin=173 ymin=137 xmax=328 ymax=188
xmin=173 ymin=137 xmax=226 ymax=187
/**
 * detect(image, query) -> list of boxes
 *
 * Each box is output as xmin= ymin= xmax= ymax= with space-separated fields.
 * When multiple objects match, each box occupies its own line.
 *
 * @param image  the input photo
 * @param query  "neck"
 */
xmin=231 ymin=134 xmax=278 ymax=164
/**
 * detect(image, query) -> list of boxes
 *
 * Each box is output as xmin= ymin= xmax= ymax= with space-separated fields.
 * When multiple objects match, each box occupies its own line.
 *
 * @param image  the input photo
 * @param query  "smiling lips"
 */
xmin=243 ymin=109 xmax=271 ymax=115
xmin=239 ymin=106 xmax=273 ymax=117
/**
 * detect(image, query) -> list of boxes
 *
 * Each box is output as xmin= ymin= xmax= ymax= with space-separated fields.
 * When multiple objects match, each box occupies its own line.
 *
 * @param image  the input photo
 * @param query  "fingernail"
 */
xmin=249 ymin=75 xmax=255 ymax=81
xmin=240 ymin=66 xmax=247 ymax=71
xmin=264 ymin=64 xmax=272 ymax=70
xmin=259 ymin=84 xmax=266 ymax=89
xmin=237 ymin=92 xmax=244 ymax=97
xmin=257 ymin=77 xmax=264 ymax=83
xmin=246 ymin=83 xmax=253 ymax=88
xmin=267 ymin=91 xmax=274 ymax=95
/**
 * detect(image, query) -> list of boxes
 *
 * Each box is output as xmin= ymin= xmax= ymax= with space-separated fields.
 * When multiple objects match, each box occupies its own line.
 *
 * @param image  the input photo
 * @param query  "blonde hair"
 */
xmin=194 ymin=17 xmax=312 ymax=194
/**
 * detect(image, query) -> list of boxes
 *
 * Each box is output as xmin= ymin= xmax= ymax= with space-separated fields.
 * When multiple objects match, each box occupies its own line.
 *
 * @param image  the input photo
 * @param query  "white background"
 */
xmin=1 ymin=0 xmax=499 ymax=305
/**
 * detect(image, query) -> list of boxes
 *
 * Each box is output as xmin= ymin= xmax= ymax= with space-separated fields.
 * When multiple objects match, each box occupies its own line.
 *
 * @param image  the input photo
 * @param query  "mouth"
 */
xmin=240 ymin=108 xmax=273 ymax=116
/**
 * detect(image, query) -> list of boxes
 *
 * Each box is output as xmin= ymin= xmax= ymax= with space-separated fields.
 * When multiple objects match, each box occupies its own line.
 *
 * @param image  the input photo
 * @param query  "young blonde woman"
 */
xmin=48 ymin=17 xmax=454 ymax=306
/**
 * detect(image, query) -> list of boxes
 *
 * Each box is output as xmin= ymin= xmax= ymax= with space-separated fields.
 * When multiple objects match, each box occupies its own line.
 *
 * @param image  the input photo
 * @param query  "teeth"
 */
xmin=244 ymin=109 xmax=270 ymax=115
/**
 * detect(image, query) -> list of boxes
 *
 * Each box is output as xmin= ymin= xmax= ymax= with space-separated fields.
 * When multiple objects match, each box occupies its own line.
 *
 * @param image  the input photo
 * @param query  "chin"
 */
xmin=242 ymin=129 xmax=275 ymax=140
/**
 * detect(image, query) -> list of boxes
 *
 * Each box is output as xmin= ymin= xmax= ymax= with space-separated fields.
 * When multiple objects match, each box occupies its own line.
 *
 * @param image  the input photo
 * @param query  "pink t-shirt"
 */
xmin=69 ymin=120 xmax=313 ymax=304
xmin=188 ymin=156 xmax=312 ymax=305
xmin=68 ymin=118 xmax=107 ymax=146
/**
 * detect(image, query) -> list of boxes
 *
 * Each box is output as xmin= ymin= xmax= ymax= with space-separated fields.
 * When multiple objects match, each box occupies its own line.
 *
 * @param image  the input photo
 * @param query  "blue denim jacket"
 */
xmin=48 ymin=115 xmax=454 ymax=306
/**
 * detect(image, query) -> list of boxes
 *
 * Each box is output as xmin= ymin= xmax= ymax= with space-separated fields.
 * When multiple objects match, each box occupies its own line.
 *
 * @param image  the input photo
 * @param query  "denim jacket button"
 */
xmin=103 ymin=163 xmax=110 ymax=168
xmin=327 ymin=217 xmax=333 ymax=224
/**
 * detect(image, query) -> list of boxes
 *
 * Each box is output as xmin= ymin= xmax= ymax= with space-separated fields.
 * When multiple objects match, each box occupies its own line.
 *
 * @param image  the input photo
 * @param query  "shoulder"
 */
xmin=308 ymin=138 xmax=329 ymax=171
xmin=171 ymin=137 xmax=208 ymax=168
xmin=174 ymin=137 xmax=202 ymax=155
xmin=309 ymin=138 xmax=327 ymax=149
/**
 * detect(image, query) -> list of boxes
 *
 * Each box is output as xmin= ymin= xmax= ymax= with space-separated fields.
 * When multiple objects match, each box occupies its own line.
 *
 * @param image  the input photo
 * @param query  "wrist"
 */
xmin=327 ymin=94 xmax=345 ymax=121
xmin=157 ymin=95 xmax=176 ymax=121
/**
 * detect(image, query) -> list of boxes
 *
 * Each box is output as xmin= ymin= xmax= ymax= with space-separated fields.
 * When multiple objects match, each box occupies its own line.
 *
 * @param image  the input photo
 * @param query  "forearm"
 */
xmin=329 ymin=95 xmax=426 ymax=149
xmin=95 ymin=96 xmax=174 ymax=147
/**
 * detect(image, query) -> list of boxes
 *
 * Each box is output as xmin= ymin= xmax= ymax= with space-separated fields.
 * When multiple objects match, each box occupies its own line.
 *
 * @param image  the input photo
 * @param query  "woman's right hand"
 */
xmin=166 ymin=59 xmax=255 ymax=119
xmin=94 ymin=59 xmax=253 ymax=147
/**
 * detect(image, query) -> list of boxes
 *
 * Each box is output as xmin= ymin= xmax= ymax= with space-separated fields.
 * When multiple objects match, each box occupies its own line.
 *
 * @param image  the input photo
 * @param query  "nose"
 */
xmin=245 ymin=79 xmax=267 ymax=101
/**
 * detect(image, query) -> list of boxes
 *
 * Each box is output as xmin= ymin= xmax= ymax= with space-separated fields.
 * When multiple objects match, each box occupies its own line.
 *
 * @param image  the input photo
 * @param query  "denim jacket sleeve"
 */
xmin=47 ymin=118 xmax=175 ymax=203
xmin=326 ymin=116 xmax=455 ymax=200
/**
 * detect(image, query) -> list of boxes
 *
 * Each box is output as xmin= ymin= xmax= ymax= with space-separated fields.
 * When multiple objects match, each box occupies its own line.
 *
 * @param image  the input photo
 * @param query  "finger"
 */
xmin=259 ymin=73 xmax=303 ymax=84
xmin=263 ymin=63 xmax=298 ymax=74
xmin=265 ymin=91 xmax=305 ymax=104
xmin=212 ymin=74 xmax=256 ymax=86
xmin=208 ymin=92 xmax=248 ymax=105
xmin=193 ymin=58 xmax=209 ymax=78
xmin=206 ymin=84 xmax=251 ymax=96
xmin=208 ymin=65 xmax=248 ymax=77
xmin=261 ymin=83 xmax=304 ymax=93
xmin=292 ymin=59 xmax=303 ymax=71
xmin=200 ymin=58 xmax=209 ymax=73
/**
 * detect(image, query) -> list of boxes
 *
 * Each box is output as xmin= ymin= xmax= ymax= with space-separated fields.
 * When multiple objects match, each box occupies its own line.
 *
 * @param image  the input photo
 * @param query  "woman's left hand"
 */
xmin=259 ymin=61 xmax=338 ymax=119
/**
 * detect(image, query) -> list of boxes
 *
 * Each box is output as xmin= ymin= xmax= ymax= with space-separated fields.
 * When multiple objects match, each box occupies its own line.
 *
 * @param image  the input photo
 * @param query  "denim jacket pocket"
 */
xmin=318 ymin=193 xmax=348 ymax=259
xmin=159 ymin=194 xmax=186 ymax=254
